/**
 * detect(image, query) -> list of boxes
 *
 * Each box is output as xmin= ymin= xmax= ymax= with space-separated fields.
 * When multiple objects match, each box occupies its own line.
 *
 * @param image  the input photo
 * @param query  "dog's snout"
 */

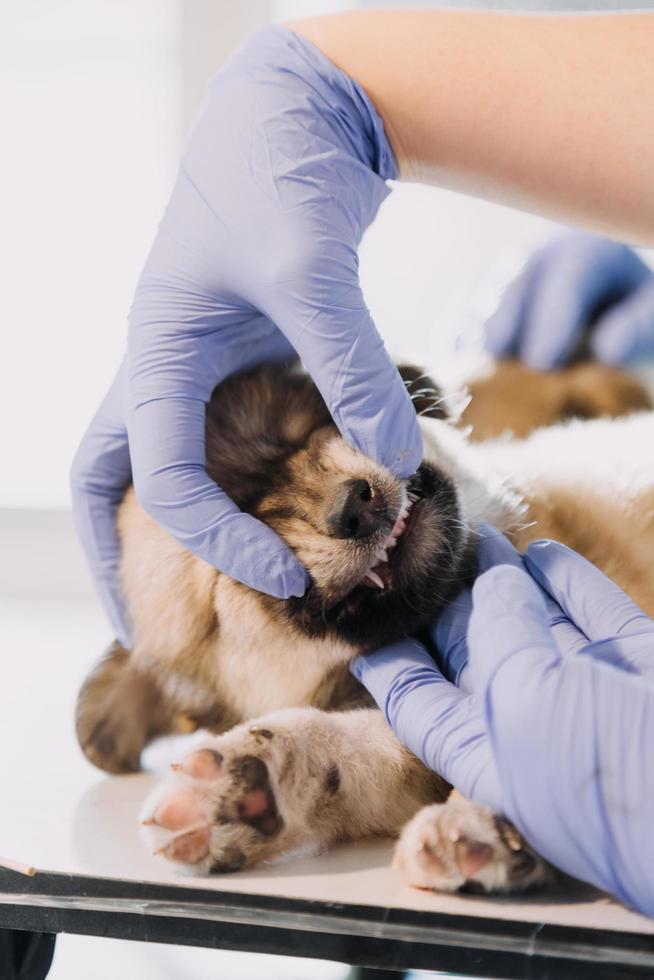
xmin=328 ymin=479 xmax=387 ymax=540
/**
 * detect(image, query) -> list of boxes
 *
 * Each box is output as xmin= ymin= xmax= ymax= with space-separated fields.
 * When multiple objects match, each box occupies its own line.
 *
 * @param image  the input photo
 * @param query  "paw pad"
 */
xmin=172 ymin=748 xmax=223 ymax=780
xmin=141 ymin=743 xmax=284 ymax=872
xmin=453 ymin=838 xmax=493 ymax=878
xmin=144 ymin=788 xmax=206 ymax=831
xmin=156 ymin=827 xmax=211 ymax=864
xmin=229 ymin=755 xmax=282 ymax=837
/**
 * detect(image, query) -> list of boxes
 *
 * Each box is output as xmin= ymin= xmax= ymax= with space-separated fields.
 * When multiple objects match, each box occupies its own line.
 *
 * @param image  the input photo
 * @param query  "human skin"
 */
xmin=289 ymin=11 xmax=654 ymax=245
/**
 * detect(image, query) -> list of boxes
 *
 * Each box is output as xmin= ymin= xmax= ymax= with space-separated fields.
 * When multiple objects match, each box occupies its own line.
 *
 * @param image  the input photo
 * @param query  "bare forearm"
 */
xmin=290 ymin=11 xmax=654 ymax=244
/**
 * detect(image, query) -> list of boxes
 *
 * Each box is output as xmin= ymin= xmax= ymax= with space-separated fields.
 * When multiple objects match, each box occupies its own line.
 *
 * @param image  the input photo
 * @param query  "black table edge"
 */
xmin=1 ymin=869 xmax=652 ymax=979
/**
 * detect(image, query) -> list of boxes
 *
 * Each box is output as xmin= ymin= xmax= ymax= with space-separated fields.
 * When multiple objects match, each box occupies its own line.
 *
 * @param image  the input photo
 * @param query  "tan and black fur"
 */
xmin=76 ymin=356 xmax=653 ymax=893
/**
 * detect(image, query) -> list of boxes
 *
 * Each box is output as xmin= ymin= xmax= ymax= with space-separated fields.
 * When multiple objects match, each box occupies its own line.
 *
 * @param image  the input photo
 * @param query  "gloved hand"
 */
xmin=352 ymin=528 xmax=654 ymax=916
xmin=351 ymin=529 xmax=534 ymax=812
xmin=70 ymin=26 xmax=420 ymax=646
xmin=484 ymin=231 xmax=654 ymax=369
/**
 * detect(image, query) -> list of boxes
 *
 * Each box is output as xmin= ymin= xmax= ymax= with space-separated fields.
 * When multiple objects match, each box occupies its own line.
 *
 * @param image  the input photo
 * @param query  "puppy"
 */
xmin=76 ymin=357 xmax=652 ymax=892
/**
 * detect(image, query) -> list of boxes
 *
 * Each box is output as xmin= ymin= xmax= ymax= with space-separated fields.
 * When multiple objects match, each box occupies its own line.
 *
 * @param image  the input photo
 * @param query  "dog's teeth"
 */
xmin=408 ymin=493 xmax=418 ymax=503
xmin=388 ymin=513 xmax=407 ymax=541
xmin=376 ymin=548 xmax=388 ymax=563
xmin=399 ymin=499 xmax=414 ymax=521
xmin=386 ymin=537 xmax=397 ymax=549
xmin=364 ymin=570 xmax=385 ymax=590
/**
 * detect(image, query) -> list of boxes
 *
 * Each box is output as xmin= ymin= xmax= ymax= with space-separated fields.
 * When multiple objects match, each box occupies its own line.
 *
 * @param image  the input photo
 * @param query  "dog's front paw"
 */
xmin=394 ymin=794 xmax=550 ymax=895
xmin=140 ymin=724 xmax=296 ymax=874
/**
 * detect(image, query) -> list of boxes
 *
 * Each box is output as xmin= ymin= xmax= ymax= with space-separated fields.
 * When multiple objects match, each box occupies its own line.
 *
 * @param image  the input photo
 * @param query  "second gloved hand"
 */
xmin=484 ymin=231 xmax=654 ymax=369
xmin=351 ymin=528 xmax=536 ymax=812
xmin=352 ymin=529 xmax=654 ymax=914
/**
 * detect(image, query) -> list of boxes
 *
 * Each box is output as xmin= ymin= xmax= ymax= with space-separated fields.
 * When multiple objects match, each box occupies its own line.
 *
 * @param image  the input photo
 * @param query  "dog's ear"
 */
xmin=205 ymin=363 xmax=331 ymax=509
xmin=397 ymin=364 xmax=449 ymax=420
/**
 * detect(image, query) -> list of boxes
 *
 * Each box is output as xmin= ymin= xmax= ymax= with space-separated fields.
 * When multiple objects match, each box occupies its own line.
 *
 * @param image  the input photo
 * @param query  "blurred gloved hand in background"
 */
xmin=352 ymin=528 xmax=654 ymax=917
xmin=70 ymin=26 xmax=421 ymax=646
xmin=484 ymin=231 xmax=654 ymax=369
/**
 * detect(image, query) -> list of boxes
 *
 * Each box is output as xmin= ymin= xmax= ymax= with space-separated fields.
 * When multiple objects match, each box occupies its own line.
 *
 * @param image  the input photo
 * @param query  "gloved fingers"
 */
xmin=419 ymin=686 xmax=501 ymax=811
xmin=476 ymin=628 xmax=654 ymax=911
xmin=257 ymin=234 xmax=422 ymax=480
xmin=474 ymin=527 xmax=586 ymax=657
xmin=433 ymin=587 xmax=473 ymax=689
xmin=351 ymin=638 xmax=447 ymax=713
xmin=514 ymin=234 xmax=633 ymax=369
xmin=433 ymin=525 xmax=522 ymax=686
xmin=485 ymin=233 xmax=653 ymax=370
xmin=127 ymin=395 xmax=308 ymax=599
xmin=433 ymin=524 xmax=582 ymax=685
xmin=220 ymin=316 xmax=300 ymax=375
xmin=70 ymin=360 xmax=133 ymax=646
xmin=476 ymin=523 xmax=524 ymax=571
xmin=576 ymin=637 xmax=651 ymax=676
xmin=351 ymin=641 xmax=501 ymax=810
xmin=484 ymin=236 xmax=592 ymax=369
xmin=524 ymin=540 xmax=653 ymax=644
xmin=468 ymin=564 xmax=563 ymax=696
xmin=519 ymin=236 xmax=653 ymax=368
xmin=466 ymin=565 xmax=575 ymax=835
xmin=590 ymin=280 xmax=654 ymax=365
xmin=127 ymin=242 xmax=309 ymax=598
xmin=517 ymin=260 xmax=597 ymax=369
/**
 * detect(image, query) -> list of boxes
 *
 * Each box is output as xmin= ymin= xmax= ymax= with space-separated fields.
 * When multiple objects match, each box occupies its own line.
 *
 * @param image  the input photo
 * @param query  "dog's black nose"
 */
xmin=328 ymin=479 xmax=387 ymax=539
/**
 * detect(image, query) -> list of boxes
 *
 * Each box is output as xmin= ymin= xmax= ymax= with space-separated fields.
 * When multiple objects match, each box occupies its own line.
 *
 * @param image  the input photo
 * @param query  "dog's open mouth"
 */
xmin=289 ymin=462 xmax=466 ymax=643
xmin=360 ymin=481 xmax=422 ymax=591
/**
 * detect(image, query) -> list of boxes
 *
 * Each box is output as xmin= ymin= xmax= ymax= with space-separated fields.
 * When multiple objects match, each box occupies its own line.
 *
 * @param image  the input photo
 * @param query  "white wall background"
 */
xmin=1 ymin=0 xmax=652 ymax=510
xmin=1 ymin=0 xmax=182 ymax=508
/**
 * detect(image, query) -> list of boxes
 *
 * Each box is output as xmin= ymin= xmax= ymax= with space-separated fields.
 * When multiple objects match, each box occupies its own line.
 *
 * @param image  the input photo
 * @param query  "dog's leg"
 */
xmin=76 ymin=642 xmax=180 ymax=774
xmin=140 ymin=707 xmax=446 ymax=874
xmin=393 ymin=791 xmax=553 ymax=894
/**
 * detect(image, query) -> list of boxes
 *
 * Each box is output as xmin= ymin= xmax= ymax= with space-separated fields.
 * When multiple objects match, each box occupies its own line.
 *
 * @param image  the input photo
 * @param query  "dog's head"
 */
xmin=206 ymin=362 xmax=475 ymax=649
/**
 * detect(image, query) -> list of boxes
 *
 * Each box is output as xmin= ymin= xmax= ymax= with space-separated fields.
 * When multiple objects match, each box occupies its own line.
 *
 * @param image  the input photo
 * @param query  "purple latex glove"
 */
xmin=70 ymin=26 xmax=421 ymax=646
xmin=485 ymin=231 xmax=654 ymax=369
xmin=351 ymin=529 xmax=539 ymax=812
xmin=352 ymin=530 xmax=654 ymax=916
